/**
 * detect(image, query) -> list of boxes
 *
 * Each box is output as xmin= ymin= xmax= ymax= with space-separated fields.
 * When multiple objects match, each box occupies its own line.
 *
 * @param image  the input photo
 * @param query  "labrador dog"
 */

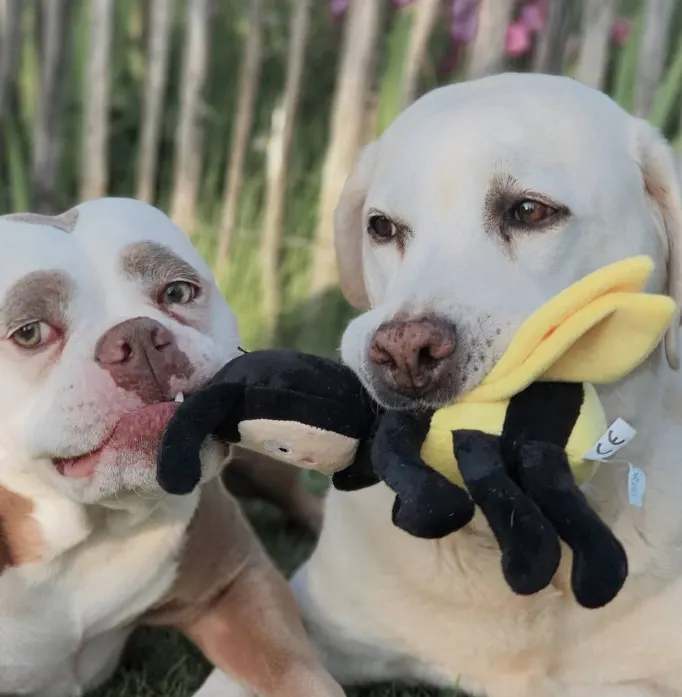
xmin=0 ymin=198 xmax=343 ymax=697
xmin=197 ymin=73 xmax=682 ymax=697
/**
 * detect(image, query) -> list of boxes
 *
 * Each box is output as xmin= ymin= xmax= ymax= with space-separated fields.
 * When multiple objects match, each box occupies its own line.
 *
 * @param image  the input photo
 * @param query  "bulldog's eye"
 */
xmin=367 ymin=214 xmax=397 ymax=242
xmin=9 ymin=321 xmax=56 ymax=349
xmin=510 ymin=199 xmax=560 ymax=227
xmin=161 ymin=280 xmax=199 ymax=306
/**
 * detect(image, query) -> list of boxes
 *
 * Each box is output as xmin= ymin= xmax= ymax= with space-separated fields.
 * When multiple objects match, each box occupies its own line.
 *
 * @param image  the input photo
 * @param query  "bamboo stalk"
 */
xmin=400 ymin=0 xmax=440 ymax=108
xmin=0 ymin=0 xmax=22 ymax=118
xmin=575 ymin=0 xmax=615 ymax=90
xmin=31 ymin=0 xmax=74 ymax=213
xmin=531 ymin=0 xmax=575 ymax=75
xmin=466 ymin=0 xmax=514 ymax=79
xmin=304 ymin=0 xmax=383 ymax=335
xmin=170 ymin=0 xmax=211 ymax=236
xmin=215 ymin=0 xmax=264 ymax=268
xmin=634 ymin=0 xmax=674 ymax=118
xmin=136 ymin=0 xmax=173 ymax=204
xmin=260 ymin=0 xmax=312 ymax=345
xmin=80 ymin=0 xmax=114 ymax=201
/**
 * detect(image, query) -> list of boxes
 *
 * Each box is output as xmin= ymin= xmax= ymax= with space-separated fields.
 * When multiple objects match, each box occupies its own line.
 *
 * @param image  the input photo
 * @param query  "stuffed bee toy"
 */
xmin=156 ymin=256 xmax=676 ymax=610
xmin=334 ymin=255 xmax=676 ymax=608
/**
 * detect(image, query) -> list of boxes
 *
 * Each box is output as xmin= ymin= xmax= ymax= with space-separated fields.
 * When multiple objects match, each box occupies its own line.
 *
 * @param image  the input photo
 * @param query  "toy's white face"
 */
xmin=238 ymin=420 xmax=359 ymax=474
xmin=0 ymin=198 xmax=241 ymax=505
xmin=337 ymin=73 xmax=678 ymax=410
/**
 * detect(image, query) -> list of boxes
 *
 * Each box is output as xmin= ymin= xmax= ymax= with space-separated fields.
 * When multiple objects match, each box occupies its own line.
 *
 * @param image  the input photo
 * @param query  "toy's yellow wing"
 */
xmin=421 ymin=255 xmax=674 ymax=489
xmin=463 ymin=256 xmax=676 ymax=403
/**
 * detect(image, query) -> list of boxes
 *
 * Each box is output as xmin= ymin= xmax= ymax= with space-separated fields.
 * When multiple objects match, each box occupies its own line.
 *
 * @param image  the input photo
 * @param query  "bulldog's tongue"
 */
xmin=57 ymin=403 xmax=178 ymax=478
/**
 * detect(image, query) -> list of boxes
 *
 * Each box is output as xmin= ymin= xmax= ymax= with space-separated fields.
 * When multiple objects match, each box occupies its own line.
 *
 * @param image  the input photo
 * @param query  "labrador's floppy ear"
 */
xmin=634 ymin=119 xmax=682 ymax=370
xmin=333 ymin=141 xmax=379 ymax=310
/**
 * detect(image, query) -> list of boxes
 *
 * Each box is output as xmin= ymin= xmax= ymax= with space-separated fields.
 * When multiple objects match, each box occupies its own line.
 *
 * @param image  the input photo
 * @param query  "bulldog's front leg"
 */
xmin=180 ymin=553 xmax=345 ymax=697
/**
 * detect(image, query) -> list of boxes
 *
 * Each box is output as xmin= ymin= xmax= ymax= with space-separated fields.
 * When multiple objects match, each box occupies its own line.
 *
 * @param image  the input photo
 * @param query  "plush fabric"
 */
xmin=157 ymin=349 xmax=376 ymax=496
xmin=420 ymin=256 xmax=675 ymax=488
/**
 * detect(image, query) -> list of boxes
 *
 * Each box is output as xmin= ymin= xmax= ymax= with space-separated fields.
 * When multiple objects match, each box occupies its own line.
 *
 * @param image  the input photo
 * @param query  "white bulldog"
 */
xmin=0 ymin=198 xmax=343 ymax=697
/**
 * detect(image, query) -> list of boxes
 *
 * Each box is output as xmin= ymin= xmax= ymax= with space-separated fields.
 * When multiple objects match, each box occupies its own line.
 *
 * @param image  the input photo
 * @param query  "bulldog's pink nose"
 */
xmin=95 ymin=317 xmax=192 ymax=402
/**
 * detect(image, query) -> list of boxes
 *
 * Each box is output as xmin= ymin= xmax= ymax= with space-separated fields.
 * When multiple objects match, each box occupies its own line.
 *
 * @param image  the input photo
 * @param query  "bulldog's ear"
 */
xmin=333 ymin=141 xmax=379 ymax=310
xmin=634 ymin=118 xmax=682 ymax=370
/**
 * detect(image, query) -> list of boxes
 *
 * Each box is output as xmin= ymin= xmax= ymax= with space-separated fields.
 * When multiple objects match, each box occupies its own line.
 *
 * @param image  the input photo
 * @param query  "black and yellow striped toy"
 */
xmin=335 ymin=255 xmax=677 ymax=608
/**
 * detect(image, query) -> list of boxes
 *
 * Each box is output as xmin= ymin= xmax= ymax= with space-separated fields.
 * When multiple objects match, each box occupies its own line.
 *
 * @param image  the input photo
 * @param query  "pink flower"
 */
xmin=392 ymin=0 xmax=415 ymax=7
xmin=506 ymin=20 xmax=532 ymax=56
xmin=519 ymin=1 xmax=545 ymax=33
xmin=450 ymin=0 xmax=479 ymax=43
xmin=437 ymin=0 xmax=478 ymax=75
xmin=610 ymin=18 xmax=631 ymax=45
xmin=328 ymin=0 xmax=349 ymax=18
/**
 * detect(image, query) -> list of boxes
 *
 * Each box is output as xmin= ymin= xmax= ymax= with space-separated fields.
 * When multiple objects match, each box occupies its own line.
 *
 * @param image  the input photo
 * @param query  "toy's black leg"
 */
xmin=332 ymin=417 xmax=382 ymax=492
xmin=331 ymin=459 xmax=380 ymax=491
xmin=157 ymin=383 xmax=245 ymax=495
xmin=373 ymin=411 xmax=475 ymax=539
xmin=454 ymin=430 xmax=561 ymax=596
xmin=516 ymin=440 xmax=628 ymax=609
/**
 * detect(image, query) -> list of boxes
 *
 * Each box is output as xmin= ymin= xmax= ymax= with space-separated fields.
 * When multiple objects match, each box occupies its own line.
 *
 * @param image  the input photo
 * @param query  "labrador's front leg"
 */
xmin=180 ymin=554 xmax=345 ymax=697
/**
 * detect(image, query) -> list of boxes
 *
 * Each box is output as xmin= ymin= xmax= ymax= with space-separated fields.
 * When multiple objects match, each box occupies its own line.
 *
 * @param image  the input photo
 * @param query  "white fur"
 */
xmin=200 ymin=74 xmax=682 ymax=697
xmin=0 ymin=198 xmax=240 ymax=696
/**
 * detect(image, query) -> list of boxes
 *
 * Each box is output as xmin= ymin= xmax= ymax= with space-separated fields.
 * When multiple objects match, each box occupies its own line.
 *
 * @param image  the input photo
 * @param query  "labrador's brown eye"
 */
xmin=367 ymin=214 xmax=397 ymax=241
xmin=511 ymin=199 xmax=558 ymax=226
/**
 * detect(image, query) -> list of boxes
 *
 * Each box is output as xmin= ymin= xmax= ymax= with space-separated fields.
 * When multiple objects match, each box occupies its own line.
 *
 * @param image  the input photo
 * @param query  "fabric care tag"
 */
xmin=627 ymin=464 xmax=646 ymax=507
xmin=583 ymin=418 xmax=636 ymax=462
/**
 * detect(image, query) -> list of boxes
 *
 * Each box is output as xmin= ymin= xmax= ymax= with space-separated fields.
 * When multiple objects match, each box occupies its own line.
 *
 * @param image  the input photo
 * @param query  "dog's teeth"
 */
xmin=174 ymin=392 xmax=184 ymax=403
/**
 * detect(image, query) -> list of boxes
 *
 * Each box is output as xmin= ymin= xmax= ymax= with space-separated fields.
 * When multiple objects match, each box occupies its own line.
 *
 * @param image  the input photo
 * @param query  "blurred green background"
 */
xmin=3 ymin=0 xmax=682 ymax=360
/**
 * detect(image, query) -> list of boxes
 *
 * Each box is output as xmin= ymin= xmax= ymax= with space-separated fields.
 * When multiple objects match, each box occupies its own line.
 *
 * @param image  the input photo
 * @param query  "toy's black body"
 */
xmin=335 ymin=381 xmax=627 ymax=608
xmin=157 ymin=349 xmax=627 ymax=609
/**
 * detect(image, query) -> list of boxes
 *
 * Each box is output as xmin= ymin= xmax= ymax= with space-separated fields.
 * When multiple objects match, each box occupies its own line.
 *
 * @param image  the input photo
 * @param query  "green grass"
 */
xmin=94 ymin=488 xmax=457 ymax=697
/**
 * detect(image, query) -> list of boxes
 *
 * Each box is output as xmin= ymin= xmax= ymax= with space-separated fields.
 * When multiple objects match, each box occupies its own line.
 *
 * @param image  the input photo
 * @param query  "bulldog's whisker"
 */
xmin=134 ymin=486 xmax=162 ymax=501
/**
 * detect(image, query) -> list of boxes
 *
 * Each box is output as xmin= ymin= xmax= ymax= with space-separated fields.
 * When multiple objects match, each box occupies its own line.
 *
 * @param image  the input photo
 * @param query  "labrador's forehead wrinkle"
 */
xmin=120 ymin=240 xmax=203 ymax=285
xmin=0 ymin=270 xmax=73 ymax=333
xmin=1 ymin=207 xmax=79 ymax=233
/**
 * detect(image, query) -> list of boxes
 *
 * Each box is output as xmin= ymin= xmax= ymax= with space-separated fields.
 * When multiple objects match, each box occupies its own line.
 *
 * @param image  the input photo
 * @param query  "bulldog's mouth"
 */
xmin=53 ymin=392 xmax=185 ymax=479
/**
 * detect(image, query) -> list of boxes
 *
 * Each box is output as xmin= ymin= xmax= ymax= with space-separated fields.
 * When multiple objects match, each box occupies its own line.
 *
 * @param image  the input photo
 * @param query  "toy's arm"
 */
xmin=372 ymin=412 xmax=476 ymax=539
xmin=157 ymin=383 xmax=246 ymax=495
xmin=514 ymin=441 xmax=628 ymax=609
xmin=453 ymin=430 xmax=561 ymax=596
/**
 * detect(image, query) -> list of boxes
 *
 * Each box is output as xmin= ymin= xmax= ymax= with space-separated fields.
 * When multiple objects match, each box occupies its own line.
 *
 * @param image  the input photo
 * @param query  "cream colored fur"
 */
xmin=198 ymin=74 xmax=682 ymax=697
